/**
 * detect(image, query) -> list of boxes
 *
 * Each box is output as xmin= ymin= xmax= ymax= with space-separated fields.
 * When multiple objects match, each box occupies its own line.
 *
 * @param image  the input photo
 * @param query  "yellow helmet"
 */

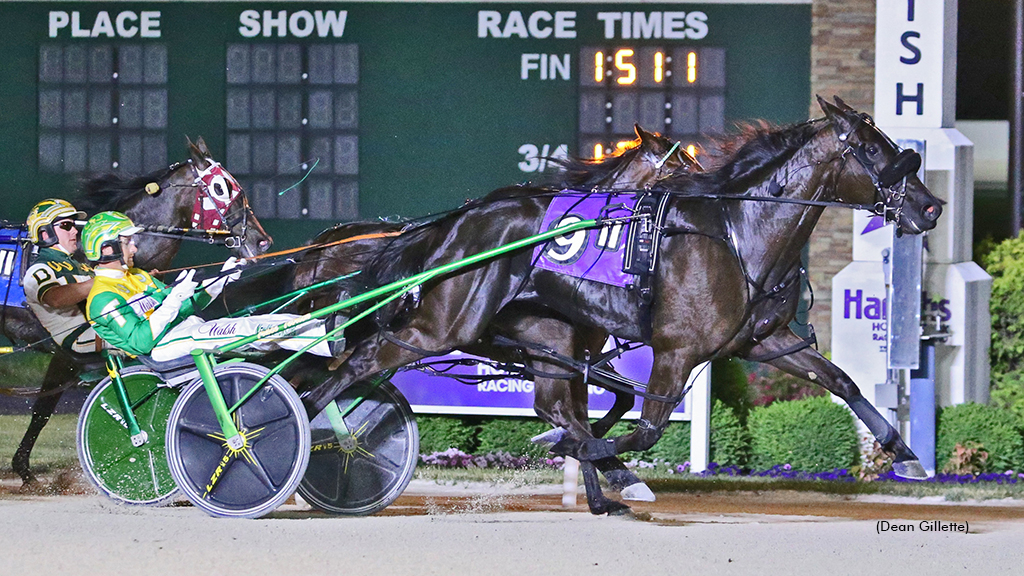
xmin=26 ymin=199 xmax=86 ymax=247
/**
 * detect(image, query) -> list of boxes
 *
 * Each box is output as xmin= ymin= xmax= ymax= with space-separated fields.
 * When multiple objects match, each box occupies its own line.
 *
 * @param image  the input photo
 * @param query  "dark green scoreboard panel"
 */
xmin=0 ymin=2 xmax=810 ymax=254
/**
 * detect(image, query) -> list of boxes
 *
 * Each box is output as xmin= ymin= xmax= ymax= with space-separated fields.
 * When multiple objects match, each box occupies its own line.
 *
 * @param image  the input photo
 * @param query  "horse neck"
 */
xmin=127 ymin=166 xmax=196 ymax=270
xmin=728 ymin=132 xmax=842 ymax=287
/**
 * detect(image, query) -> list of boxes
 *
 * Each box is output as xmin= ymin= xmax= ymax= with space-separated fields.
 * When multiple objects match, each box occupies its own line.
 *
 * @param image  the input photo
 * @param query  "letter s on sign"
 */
xmin=239 ymin=10 xmax=261 ymax=38
xmin=900 ymin=31 xmax=921 ymax=65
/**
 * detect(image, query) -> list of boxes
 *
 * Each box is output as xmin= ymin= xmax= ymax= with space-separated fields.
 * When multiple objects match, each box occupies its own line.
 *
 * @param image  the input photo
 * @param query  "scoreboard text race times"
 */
xmin=0 ymin=2 xmax=810 ymax=248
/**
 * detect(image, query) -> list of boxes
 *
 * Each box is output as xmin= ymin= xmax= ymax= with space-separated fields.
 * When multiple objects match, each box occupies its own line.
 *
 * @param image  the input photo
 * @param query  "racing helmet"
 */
xmin=26 ymin=199 xmax=86 ymax=247
xmin=81 ymin=211 xmax=144 ymax=264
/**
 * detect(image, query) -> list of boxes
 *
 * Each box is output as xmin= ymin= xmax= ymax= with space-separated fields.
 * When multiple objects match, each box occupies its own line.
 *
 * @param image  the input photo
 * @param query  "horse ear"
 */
xmin=818 ymin=95 xmax=856 ymax=139
xmin=833 ymin=95 xmax=856 ymax=112
xmin=634 ymin=123 xmax=653 ymax=145
xmin=187 ymin=136 xmax=211 ymax=168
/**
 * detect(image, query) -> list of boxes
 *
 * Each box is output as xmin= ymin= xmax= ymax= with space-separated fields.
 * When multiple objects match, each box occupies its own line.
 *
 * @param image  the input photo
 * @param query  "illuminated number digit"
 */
xmin=594 ymin=51 xmax=605 ymax=83
xmin=518 ymin=144 xmax=540 ymax=172
xmin=654 ymin=51 xmax=664 ymax=83
xmin=614 ymin=49 xmax=636 ymax=85
xmin=593 ymin=144 xmax=605 ymax=160
xmin=687 ymin=144 xmax=698 ymax=159
xmin=687 ymin=51 xmax=698 ymax=84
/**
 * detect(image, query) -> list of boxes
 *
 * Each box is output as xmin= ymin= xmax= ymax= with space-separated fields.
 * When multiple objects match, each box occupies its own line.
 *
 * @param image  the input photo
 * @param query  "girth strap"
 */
xmin=623 ymin=191 xmax=672 ymax=343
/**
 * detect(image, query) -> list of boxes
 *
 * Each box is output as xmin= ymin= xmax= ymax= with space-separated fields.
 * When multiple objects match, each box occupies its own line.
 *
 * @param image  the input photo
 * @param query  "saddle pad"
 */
xmin=531 ymin=193 xmax=636 ymax=288
xmin=0 ymin=228 xmax=27 ymax=308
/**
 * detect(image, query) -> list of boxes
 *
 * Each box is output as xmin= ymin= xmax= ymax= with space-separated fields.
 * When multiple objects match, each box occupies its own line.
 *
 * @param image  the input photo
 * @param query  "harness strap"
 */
xmin=745 ymin=328 xmax=818 ymax=363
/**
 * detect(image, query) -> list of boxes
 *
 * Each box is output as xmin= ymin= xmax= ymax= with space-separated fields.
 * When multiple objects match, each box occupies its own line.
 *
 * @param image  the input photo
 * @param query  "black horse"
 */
xmin=302 ymin=97 xmax=942 ymax=514
xmin=4 ymin=137 xmax=272 ymax=487
xmin=277 ymin=126 xmax=701 ymax=501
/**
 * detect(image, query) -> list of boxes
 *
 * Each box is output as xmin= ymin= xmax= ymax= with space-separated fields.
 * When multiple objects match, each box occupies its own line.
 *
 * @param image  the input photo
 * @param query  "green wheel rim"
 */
xmin=76 ymin=368 xmax=180 ymax=506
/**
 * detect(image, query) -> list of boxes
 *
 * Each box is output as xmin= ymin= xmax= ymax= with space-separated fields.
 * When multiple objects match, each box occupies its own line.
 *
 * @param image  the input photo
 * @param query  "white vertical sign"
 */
xmin=874 ymin=0 xmax=957 ymax=128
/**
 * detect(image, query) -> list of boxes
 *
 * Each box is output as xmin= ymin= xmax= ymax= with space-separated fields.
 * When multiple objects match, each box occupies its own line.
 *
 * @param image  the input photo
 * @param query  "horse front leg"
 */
xmin=745 ymin=328 xmax=927 ymax=479
xmin=13 ymin=354 xmax=78 ymax=487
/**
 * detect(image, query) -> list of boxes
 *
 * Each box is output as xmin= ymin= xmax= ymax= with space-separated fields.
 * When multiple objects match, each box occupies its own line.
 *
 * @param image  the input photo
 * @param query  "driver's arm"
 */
xmin=39 ymin=279 xmax=93 ymax=308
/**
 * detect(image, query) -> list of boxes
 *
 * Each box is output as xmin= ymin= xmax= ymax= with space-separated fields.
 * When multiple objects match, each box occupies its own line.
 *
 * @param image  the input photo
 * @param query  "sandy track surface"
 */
xmin=3 ymin=478 xmax=1024 ymax=575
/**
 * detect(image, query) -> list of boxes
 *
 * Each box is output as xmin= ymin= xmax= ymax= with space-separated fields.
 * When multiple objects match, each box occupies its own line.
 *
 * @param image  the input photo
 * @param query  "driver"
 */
xmin=81 ymin=211 xmax=335 ymax=362
xmin=23 ymin=199 xmax=104 ymax=353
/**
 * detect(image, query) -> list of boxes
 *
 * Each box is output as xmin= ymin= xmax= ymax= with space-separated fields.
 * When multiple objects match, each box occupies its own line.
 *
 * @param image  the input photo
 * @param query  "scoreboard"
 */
xmin=0 ymin=2 xmax=810 ymax=253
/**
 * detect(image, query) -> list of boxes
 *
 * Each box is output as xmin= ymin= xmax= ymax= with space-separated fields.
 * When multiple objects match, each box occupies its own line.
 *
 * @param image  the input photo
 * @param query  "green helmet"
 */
xmin=26 ymin=198 xmax=85 ymax=247
xmin=81 ymin=211 xmax=144 ymax=263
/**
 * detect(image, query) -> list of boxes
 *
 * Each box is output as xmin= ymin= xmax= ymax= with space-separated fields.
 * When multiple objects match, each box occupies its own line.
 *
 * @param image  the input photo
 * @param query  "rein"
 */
xmin=152 ymin=230 xmax=403 ymax=275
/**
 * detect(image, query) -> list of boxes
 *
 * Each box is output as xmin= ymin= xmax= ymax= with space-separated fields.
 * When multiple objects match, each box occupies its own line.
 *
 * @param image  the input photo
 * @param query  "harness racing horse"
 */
xmin=302 ymin=96 xmax=942 ymax=514
xmin=280 ymin=126 xmax=701 ymax=502
xmin=5 ymin=137 xmax=272 ymax=487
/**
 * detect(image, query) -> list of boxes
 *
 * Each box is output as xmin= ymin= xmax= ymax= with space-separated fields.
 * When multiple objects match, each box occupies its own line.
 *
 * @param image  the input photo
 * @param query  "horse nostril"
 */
xmin=925 ymin=204 xmax=941 ymax=220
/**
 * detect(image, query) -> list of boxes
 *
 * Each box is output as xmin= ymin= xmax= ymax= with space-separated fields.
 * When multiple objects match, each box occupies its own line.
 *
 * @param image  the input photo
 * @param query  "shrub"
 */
xmin=475 ymin=418 xmax=552 ymax=458
xmin=748 ymin=395 xmax=859 ymax=472
xmin=710 ymin=399 xmax=751 ymax=467
xmin=941 ymin=442 xmax=989 ymax=476
xmin=417 ymin=416 xmax=479 ymax=454
xmin=711 ymin=358 xmax=751 ymax=424
xmin=982 ymin=235 xmax=1024 ymax=422
xmin=936 ymin=402 xmax=1024 ymax=473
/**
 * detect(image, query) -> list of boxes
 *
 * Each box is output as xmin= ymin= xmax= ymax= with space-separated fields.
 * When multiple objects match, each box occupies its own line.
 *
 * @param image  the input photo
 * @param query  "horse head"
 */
xmin=187 ymin=136 xmax=273 ymax=258
xmin=628 ymin=125 xmax=704 ymax=184
xmin=818 ymin=95 xmax=943 ymax=234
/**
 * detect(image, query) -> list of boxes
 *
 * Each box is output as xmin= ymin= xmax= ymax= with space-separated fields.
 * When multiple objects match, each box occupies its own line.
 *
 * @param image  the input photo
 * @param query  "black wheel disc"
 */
xmin=298 ymin=379 xmax=418 ymax=515
xmin=166 ymin=363 xmax=310 ymax=518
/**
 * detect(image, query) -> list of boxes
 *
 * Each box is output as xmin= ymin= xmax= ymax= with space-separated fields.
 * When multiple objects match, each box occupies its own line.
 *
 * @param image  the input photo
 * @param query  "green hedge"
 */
xmin=475 ymin=418 xmax=552 ymax=458
xmin=982 ymin=235 xmax=1024 ymax=424
xmin=936 ymin=402 xmax=1024 ymax=473
xmin=417 ymin=416 xmax=479 ymax=454
xmin=748 ymin=395 xmax=859 ymax=472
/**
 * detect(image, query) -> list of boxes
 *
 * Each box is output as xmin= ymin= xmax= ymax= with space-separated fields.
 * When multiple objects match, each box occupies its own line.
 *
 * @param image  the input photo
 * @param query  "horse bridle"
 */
xmin=834 ymin=113 xmax=923 ymax=230
xmin=188 ymin=160 xmax=256 ymax=250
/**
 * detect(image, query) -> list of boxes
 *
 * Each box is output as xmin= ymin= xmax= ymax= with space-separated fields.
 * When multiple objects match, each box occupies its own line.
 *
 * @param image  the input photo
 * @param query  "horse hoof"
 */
xmin=893 ymin=459 xmax=930 ymax=480
xmin=606 ymin=501 xmax=632 ymax=516
xmin=531 ymin=427 xmax=567 ymax=445
xmin=621 ymin=482 xmax=656 ymax=502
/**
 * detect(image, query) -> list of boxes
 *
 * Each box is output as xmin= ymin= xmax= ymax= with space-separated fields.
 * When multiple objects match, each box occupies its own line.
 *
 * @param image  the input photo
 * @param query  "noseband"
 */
xmin=835 ymin=114 xmax=922 ymax=229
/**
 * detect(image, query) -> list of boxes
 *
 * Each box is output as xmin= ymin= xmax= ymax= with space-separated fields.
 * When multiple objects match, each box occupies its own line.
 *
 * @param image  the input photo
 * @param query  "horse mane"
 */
xmin=540 ymin=145 xmax=645 ymax=190
xmin=74 ymin=164 xmax=183 ymax=215
xmin=659 ymin=119 xmax=824 ymax=195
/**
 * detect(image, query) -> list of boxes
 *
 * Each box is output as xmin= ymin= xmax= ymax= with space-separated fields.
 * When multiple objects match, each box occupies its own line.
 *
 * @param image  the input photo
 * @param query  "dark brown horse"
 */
xmin=4 ymin=137 xmax=272 ymax=486
xmin=281 ymin=126 xmax=700 ymax=501
xmin=302 ymin=97 xmax=942 ymax=514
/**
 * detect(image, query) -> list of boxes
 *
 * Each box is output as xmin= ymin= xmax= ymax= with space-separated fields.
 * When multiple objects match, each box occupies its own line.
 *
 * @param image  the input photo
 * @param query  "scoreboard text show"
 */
xmin=0 ymin=3 xmax=810 ymax=248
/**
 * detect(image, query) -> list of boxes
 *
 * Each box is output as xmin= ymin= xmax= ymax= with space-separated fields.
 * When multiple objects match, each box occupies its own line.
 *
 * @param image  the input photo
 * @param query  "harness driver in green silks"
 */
xmin=22 ymin=198 xmax=106 ymax=353
xmin=81 ymin=211 xmax=335 ymax=362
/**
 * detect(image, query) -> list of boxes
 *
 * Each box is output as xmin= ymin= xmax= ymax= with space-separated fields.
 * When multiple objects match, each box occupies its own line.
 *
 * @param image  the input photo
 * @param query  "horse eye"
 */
xmin=867 ymin=144 xmax=879 ymax=156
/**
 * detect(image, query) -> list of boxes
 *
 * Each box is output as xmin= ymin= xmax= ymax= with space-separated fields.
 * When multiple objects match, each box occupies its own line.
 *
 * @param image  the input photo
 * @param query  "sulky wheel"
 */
xmin=76 ymin=367 xmax=181 ymax=506
xmin=298 ymin=379 xmax=418 ymax=515
xmin=164 ymin=362 xmax=310 ymax=519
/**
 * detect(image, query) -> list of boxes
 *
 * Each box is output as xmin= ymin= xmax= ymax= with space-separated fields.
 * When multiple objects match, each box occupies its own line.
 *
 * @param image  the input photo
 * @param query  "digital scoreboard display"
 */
xmin=0 ymin=2 xmax=810 ymax=250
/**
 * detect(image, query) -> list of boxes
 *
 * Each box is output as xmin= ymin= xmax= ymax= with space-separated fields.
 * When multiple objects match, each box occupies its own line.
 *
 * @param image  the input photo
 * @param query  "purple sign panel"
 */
xmin=390 ymin=341 xmax=692 ymax=421
xmin=531 ymin=193 xmax=636 ymax=288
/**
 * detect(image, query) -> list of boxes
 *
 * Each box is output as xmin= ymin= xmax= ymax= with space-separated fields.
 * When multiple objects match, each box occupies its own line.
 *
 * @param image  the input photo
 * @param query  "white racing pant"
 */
xmin=65 ymin=325 xmax=106 ymax=354
xmin=150 ymin=314 xmax=331 ymax=362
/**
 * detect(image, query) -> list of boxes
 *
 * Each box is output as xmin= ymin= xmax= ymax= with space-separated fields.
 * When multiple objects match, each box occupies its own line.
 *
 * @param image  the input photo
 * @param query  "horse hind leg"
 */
xmin=13 ymin=354 xmax=77 ymax=487
xmin=749 ymin=329 xmax=927 ymax=479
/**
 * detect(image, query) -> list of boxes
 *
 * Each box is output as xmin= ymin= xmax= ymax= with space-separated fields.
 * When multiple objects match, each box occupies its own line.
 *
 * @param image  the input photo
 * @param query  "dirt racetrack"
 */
xmin=4 ymin=478 xmax=1024 ymax=575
